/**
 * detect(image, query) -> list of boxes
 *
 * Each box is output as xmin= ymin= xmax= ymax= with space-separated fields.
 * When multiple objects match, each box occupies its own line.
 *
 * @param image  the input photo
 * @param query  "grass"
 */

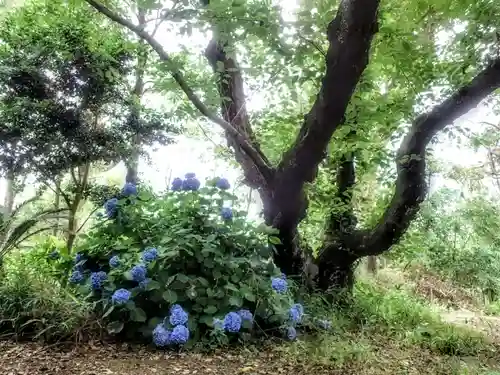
xmin=0 ymin=252 xmax=94 ymax=341
xmin=0 ymin=252 xmax=499 ymax=374
xmin=278 ymin=278 xmax=499 ymax=374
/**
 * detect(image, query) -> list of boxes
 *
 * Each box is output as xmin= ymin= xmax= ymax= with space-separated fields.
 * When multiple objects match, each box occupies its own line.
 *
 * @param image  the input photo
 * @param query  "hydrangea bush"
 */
xmin=62 ymin=174 xmax=331 ymax=347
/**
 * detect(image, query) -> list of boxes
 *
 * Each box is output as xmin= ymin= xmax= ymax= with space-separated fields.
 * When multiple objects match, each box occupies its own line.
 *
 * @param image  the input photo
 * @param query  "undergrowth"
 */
xmin=0 ymin=250 xmax=94 ymax=341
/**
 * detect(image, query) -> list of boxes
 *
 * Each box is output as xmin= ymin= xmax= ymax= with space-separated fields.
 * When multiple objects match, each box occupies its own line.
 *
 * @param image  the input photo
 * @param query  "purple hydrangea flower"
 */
xmin=90 ymin=272 xmax=105 ymax=290
xmin=238 ymin=309 xmax=253 ymax=322
xmin=111 ymin=289 xmax=131 ymax=305
xmin=141 ymin=247 xmax=158 ymax=263
xmin=69 ymin=270 xmax=84 ymax=284
xmin=221 ymin=207 xmax=233 ymax=220
xmin=182 ymin=174 xmax=200 ymax=191
xmin=152 ymin=324 xmax=171 ymax=347
xmin=215 ymin=177 xmax=231 ymax=190
xmin=122 ymin=182 xmax=137 ymax=196
xmin=223 ymin=312 xmax=242 ymax=333
xmin=171 ymin=177 xmax=183 ymax=191
xmin=289 ymin=303 xmax=304 ymax=324
xmin=169 ymin=325 xmax=189 ymax=344
xmin=131 ymin=264 xmax=147 ymax=282
xmin=109 ymin=255 xmax=120 ymax=268
xmin=169 ymin=304 xmax=188 ymax=326
xmin=104 ymin=197 xmax=118 ymax=219
xmin=271 ymin=277 xmax=288 ymax=293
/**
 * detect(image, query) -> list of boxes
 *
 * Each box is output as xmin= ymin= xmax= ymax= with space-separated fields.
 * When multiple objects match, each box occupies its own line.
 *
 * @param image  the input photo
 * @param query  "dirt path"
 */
xmin=440 ymin=309 xmax=500 ymax=341
xmin=0 ymin=341 xmax=342 ymax=375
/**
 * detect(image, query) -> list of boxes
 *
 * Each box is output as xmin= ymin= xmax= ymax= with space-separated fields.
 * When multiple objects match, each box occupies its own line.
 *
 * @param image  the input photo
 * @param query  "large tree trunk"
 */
xmin=3 ymin=171 xmax=15 ymax=217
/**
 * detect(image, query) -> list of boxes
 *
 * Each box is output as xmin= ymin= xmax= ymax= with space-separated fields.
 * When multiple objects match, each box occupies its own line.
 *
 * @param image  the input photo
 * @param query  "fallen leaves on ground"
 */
xmin=0 ymin=341 xmax=345 ymax=375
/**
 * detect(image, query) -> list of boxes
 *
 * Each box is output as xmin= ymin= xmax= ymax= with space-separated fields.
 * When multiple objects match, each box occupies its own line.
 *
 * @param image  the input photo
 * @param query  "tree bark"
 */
xmin=316 ymin=58 xmax=500 ymax=290
xmin=3 ymin=171 xmax=15 ymax=218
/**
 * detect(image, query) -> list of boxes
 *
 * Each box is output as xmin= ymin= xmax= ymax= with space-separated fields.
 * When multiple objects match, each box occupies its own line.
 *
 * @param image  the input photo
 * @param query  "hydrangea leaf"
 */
xmin=130 ymin=307 xmax=147 ymax=322
xmin=106 ymin=321 xmax=124 ymax=334
xmin=203 ymin=305 xmax=218 ymax=314
xmin=162 ymin=290 xmax=178 ymax=303
xmin=145 ymin=280 xmax=161 ymax=291
xmin=102 ymin=305 xmax=115 ymax=319
xmin=229 ymin=295 xmax=243 ymax=307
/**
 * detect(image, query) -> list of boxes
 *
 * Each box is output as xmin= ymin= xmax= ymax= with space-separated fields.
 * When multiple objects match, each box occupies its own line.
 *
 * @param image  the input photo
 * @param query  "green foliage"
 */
xmin=0 ymin=248 xmax=93 ymax=341
xmin=65 ymin=179 xmax=314 ymax=346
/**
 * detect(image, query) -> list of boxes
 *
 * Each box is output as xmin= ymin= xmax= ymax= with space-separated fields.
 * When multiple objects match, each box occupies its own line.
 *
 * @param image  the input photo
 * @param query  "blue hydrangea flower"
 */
xmin=169 ymin=304 xmax=188 ymax=326
xmin=213 ymin=318 xmax=224 ymax=330
xmin=152 ymin=324 xmax=171 ymax=347
xmin=109 ymin=255 xmax=120 ymax=268
xmin=271 ymin=277 xmax=288 ymax=293
xmin=221 ymin=207 xmax=233 ymax=220
xmin=223 ymin=312 xmax=242 ymax=333
xmin=185 ymin=173 xmax=196 ymax=179
xmin=90 ymin=272 xmax=104 ymax=290
xmin=111 ymin=289 xmax=131 ymax=305
xmin=182 ymin=174 xmax=200 ymax=191
xmin=215 ymin=177 xmax=231 ymax=190
xmin=286 ymin=326 xmax=297 ymax=340
xmin=141 ymin=247 xmax=158 ymax=263
xmin=139 ymin=278 xmax=151 ymax=289
xmin=74 ymin=253 xmax=84 ymax=263
xmin=69 ymin=270 xmax=84 ymax=284
xmin=289 ymin=303 xmax=304 ymax=324
xmin=104 ymin=197 xmax=118 ymax=219
xmin=238 ymin=309 xmax=253 ymax=322
xmin=131 ymin=264 xmax=147 ymax=282
xmin=317 ymin=319 xmax=332 ymax=330
xmin=97 ymin=271 xmax=108 ymax=281
xmin=122 ymin=182 xmax=137 ymax=196
xmin=169 ymin=325 xmax=189 ymax=344
xmin=48 ymin=250 xmax=60 ymax=260
xmin=171 ymin=177 xmax=183 ymax=191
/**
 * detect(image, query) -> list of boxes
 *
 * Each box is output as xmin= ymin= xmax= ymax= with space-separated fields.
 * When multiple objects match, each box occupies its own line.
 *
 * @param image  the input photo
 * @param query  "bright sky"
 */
xmin=1 ymin=0 xmax=499 ymax=218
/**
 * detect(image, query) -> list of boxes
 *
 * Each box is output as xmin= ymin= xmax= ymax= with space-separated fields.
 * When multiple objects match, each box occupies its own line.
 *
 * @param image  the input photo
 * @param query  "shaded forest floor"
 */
xmin=3 ymin=268 xmax=500 ymax=375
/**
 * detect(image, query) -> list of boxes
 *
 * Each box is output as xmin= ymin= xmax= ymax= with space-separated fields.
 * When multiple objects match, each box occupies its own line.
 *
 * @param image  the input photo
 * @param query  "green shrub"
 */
xmin=60 ymin=176 xmax=328 ymax=348
xmin=0 ymin=249 xmax=93 ymax=341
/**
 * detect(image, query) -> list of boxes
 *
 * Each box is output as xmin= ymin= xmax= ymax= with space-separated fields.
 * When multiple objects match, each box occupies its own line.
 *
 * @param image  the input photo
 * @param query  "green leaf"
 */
xmin=204 ymin=305 xmax=218 ymax=314
xmin=269 ymin=236 xmax=281 ymax=245
xmin=176 ymin=273 xmax=190 ymax=283
xmin=145 ymin=280 xmax=161 ymax=291
xmin=102 ymin=305 xmax=115 ymax=319
xmin=106 ymin=321 xmax=124 ymax=334
xmin=162 ymin=290 xmax=178 ymax=303
xmin=229 ymin=295 xmax=243 ymax=307
xmin=130 ymin=307 xmax=147 ymax=322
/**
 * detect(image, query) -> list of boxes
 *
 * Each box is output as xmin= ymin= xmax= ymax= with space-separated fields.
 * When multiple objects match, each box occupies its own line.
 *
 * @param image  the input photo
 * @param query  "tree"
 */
xmin=86 ymin=0 xmax=500 ymax=292
xmin=0 ymin=0 xmax=179 ymax=250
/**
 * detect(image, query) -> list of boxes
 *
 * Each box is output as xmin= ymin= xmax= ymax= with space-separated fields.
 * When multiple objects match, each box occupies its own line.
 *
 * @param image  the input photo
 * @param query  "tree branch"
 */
xmin=84 ymin=0 xmax=273 ymax=182
xmin=331 ymin=58 xmax=500 ymax=259
xmin=204 ymin=37 xmax=272 ymax=190
xmin=268 ymin=0 xmax=380 ymax=227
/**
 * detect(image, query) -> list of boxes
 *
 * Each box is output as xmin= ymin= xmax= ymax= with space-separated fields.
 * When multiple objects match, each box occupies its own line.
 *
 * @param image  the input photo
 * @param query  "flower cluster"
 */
xmin=215 ymin=177 xmax=230 ymax=190
xmin=170 ymin=173 xmax=201 ymax=192
xmin=122 ymin=182 xmax=137 ymax=197
xmin=289 ymin=303 xmax=304 ymax=324
xmin=169 ymin=304 xmax=188 ymax=326
xmin=131 ymin=264 xmax=147 ymax=282
xmin=90 ymin=271 xmax=107 ymax=290
xmin=109 ymin=255 xmax=120 ymax=268
xmin=153 ymin=305 xmax=190 ymax=347
xmin=104 ymin=197 xmax=118 ymax=219
xmin=221 ymin=207 xmax=233 ymax=220
xmin=69 ymin=269 xmax=84 ymax=284
xmin=271 ymin=277 xmax=288 ymax=293
xmin=141 ymin=247 xmax=158 ymax=263
xmin=223 ymin=312 xmax=241 ymax=333
xmin=111 ymin=288 xmax=131 ymax=305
